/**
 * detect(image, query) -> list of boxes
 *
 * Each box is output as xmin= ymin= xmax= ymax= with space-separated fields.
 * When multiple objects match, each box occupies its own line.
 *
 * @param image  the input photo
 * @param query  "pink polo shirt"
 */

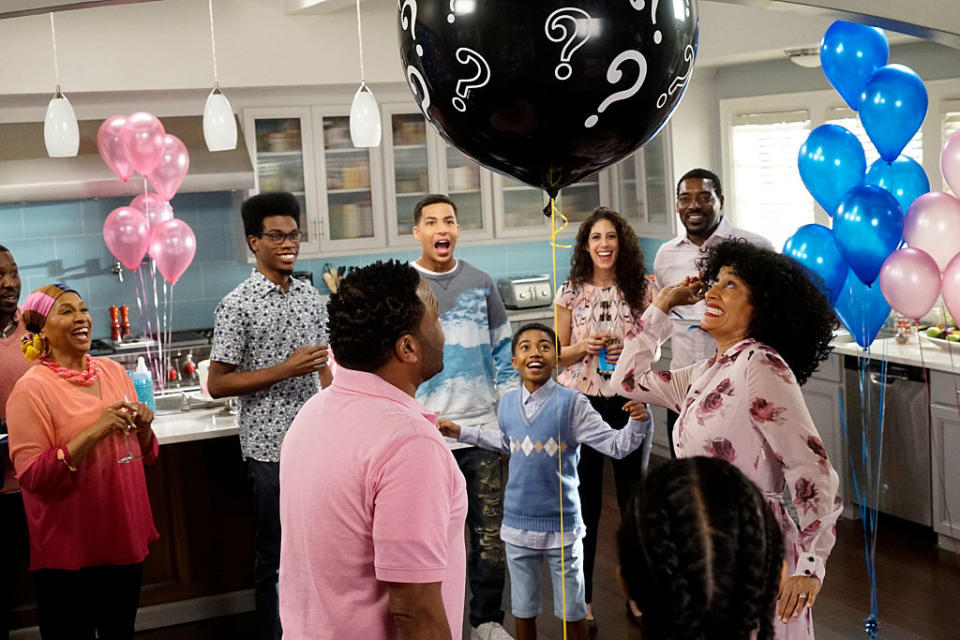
xmin=279 ymin=366 xmax=467 ymax=640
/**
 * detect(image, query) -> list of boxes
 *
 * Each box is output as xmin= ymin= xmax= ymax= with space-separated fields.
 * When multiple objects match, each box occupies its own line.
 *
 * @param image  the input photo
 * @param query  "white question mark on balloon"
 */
xmin=657 ymin=44 xmax=695 ymax=109
xmin=407 ymin=66 xmax=432 ymax=117
xmin=650 ymin=0 xmax=661 ymax=44
xmin=447 ymin=0 xmax=456 ymax=23
xmin=629 ymin=0 xmax=645 ymax=9
xmin=544 ymin=7 xmax=593 ymax=81
xmin=451 ymin=48 xmax=491 ymax=112
xmin=399 ymin=0 xmax=423 ymax=57
xmin=584 ymin=50 xmax=648 ymax=128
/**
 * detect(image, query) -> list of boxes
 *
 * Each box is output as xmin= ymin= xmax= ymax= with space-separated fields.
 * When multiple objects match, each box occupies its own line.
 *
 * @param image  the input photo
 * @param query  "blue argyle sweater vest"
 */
xmin=499 ymin=384 xmax=581 ymax=533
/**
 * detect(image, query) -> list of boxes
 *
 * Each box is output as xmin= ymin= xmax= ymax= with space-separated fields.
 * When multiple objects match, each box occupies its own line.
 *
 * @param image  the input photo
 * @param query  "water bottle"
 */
xmin=131 ymin=357 xmax=157 ymax=412
xmin=597 ymin=345 xmax=616 ymax=372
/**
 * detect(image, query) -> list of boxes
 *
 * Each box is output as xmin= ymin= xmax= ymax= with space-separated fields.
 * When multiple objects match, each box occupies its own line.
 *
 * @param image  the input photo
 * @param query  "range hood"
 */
xmin=0 ymin=115 xmax=255 ymax=203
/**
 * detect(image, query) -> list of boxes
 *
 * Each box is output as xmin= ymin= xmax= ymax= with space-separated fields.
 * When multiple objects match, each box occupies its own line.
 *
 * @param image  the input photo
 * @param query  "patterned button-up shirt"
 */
xmin=211 ymin=269 xmax=328 ymax=462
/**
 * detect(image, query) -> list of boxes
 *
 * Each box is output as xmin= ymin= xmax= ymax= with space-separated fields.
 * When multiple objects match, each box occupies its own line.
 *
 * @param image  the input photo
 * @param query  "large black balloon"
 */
xmin=398 ymin=0 xmax=699 ymax=198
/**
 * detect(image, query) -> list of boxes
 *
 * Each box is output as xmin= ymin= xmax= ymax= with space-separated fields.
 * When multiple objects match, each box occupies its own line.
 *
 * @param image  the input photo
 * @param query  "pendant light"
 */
xmin=349 ymin=0 xmax=381 ymax=147
xmin=44 ymin=13 xmax=79 ymax=158
xmin=203 ymin=0 xmax=237 ymax=151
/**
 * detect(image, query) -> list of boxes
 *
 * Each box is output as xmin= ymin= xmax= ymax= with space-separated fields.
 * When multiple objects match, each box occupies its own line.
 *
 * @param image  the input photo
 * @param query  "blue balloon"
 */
xmin=833 ymin=185 xmax=903 ymax=285
xmin=798 ymin=124 xmax=866 ymax=216
xmin=833 ymin=269 xmax=890 ymax=349
xmin=859 ymin=64 xmax=928 ymax=162
xmin=783 ymin=224 xmax=848 ymax=304
xmin=865 ymin=155 xmax=930 ymax=216
xmin=820 ymin=21 xmax=889 ymax=111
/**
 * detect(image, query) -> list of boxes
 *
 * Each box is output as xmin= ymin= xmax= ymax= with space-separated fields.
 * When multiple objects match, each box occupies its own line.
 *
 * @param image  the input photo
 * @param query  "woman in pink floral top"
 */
xmin=555 ymin=207 xmax=651 ymax=626
xmin=607 ymin=239 xmax=841 ymax=640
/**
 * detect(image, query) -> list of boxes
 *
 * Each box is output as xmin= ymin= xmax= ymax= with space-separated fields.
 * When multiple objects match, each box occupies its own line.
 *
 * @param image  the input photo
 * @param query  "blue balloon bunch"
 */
xmin=785 ymin=21 xmax=931 ymax=349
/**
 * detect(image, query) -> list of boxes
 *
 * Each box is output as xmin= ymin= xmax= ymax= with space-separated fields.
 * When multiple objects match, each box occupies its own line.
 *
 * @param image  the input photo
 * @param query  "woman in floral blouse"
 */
xmin=608 ymin=239 xmax=841 ymax=640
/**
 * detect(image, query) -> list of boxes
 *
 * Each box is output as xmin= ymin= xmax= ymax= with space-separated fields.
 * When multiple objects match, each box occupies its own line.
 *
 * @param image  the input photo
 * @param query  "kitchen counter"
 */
xmin=831 ymin=336 xmax=960 ymax=374
xmin=152 ymin=404 xmax=238 ymax=445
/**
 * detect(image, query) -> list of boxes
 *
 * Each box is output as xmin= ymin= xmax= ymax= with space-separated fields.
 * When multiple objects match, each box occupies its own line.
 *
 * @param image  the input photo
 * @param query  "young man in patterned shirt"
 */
xmin=207 ymin=192 xmax=332 ymax=640
xmin=411 ymin=194 xmax=519 ymax=640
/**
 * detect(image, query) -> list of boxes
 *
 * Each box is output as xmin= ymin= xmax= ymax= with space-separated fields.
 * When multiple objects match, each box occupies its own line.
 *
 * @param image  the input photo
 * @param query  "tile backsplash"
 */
xmin=0 ymin=192 xmax=667 ymax=340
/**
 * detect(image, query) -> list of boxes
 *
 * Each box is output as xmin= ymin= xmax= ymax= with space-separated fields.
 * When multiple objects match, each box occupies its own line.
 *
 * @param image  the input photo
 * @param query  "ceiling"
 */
xmin=0 ymin=0 xmax=158 ymax=20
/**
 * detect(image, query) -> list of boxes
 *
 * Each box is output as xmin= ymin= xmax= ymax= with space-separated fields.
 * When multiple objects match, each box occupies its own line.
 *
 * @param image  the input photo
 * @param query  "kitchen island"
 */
xmin=10 ymin=400 xmax=254 ymax=638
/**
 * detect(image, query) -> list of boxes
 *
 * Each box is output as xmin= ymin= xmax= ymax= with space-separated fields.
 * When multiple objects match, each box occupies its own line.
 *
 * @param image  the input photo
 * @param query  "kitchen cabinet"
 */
xmin=243 ymin=106 xmax=386 ymax=255
xmin=244 ymin=99 xmax=673 ymax=256
xmin=801 ymin=353 xmax=848 ymax=514
xmin=608 ymin=128 xmax=676 ymax=239
xmin=380 ymin=105 xmax=493 ymax=244
xmin=930 ymin=371 xmax=960 ymax=547
xmin=649 ymin=343 xmax=673 ymax=459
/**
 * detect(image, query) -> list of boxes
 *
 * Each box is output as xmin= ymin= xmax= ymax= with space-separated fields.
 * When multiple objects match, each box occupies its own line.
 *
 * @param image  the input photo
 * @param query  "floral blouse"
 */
xmin=607 ymin=305 xmax=841 ymax=628
xmin=556 ymin=281 xmax=643 ymax=396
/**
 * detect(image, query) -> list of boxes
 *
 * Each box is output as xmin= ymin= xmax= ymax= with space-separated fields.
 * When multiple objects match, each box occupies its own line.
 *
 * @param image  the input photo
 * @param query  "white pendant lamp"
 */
xmin=203 ymin=0 xmax=237 ymax=151
xmin=349 ymin=0 xmax=381 ymax=147
xmin=44 ymin=14 xmax=78 ymax=158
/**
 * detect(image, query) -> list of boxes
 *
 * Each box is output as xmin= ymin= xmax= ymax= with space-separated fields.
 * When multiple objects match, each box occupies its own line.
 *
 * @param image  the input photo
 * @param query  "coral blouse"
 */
xmin=7 ymin=358 xmax=159 ymax=571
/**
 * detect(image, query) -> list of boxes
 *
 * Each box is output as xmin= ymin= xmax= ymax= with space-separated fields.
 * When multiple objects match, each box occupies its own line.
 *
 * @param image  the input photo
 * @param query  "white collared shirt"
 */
xmin=653 ymin=216 xmax=773 ymax=369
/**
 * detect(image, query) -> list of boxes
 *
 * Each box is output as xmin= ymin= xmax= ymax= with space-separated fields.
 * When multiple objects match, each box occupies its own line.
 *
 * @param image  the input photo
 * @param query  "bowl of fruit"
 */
xmin=919 ymin=325 xmax=960 ymax=351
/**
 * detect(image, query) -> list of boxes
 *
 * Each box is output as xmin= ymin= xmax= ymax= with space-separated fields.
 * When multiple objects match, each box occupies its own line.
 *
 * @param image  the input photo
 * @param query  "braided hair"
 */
xmin=618 ymin=457 xmax=784 ymax=640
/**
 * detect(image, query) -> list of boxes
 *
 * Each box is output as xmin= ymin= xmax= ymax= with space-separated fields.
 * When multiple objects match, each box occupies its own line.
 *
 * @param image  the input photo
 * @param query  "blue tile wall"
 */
xmin=0 ymin=192 xmax=667 ymax=340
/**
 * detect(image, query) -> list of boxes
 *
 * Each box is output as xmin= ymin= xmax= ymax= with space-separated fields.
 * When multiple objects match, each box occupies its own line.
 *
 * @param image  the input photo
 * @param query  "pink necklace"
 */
xmin=40 ymin=354 xmax=100 ymax=386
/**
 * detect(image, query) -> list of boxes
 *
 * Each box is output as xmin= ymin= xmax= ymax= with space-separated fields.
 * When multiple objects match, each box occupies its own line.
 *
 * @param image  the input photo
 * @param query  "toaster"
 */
xmin=497 ymin=275 xmax=553 ymax=309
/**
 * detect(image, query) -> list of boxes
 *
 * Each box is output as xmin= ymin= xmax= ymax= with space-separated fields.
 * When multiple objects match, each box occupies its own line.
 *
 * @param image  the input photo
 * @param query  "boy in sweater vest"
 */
xmin=439 ymin=323 xmax=652 ymax=640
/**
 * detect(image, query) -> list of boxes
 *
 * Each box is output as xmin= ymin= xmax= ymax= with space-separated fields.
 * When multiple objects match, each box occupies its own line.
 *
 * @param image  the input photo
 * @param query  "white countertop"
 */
xmin=151 ymin=405 xmax=238 ymax=445
xmin=831 ymin=336 xmax=960 ymax=375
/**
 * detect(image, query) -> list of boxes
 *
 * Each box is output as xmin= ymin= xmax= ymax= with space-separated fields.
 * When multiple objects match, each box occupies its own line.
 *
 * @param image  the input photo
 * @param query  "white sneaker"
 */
xmin=471 ymin=621 xmax=515 ymax=640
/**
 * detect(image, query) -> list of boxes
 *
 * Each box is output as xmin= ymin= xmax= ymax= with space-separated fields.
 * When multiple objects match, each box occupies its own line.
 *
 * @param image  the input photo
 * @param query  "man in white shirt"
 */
xmin=653 ymin=169 xmax=773 ymax=455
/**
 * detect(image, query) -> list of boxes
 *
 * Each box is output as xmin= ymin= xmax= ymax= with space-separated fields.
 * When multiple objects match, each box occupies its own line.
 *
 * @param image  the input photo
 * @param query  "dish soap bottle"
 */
xmin=131 ymin=357 xmax=156 ymax=412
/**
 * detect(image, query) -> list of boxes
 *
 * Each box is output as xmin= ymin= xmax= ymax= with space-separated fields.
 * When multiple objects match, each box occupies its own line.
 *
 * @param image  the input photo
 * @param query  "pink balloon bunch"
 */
xmin=130 ymin=192 xmax=174 ymax=229
xmin=878 ymin=248 xmax=940 ymax=321
xmin=148 ymin=219 xmax=197 ymax=285
xmin=96 ymin=113 xmax=190 ymax=202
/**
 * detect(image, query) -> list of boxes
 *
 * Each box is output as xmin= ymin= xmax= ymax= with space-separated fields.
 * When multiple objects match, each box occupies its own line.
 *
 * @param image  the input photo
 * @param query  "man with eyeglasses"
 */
xmin=207 ymin=192 xmax=331 ymax=640
xmin=652 ymin=169 xmax=772 ymax=456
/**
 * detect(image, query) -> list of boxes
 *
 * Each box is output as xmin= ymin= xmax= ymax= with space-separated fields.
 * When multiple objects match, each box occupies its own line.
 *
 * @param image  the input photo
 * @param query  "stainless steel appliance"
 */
xmin=100 ymin=330 xmax=212 ymax=392
xmin=497 ymin=275 xmax=553 ymax=309
xmin=844 ymin=356 xmax=931 ymax=525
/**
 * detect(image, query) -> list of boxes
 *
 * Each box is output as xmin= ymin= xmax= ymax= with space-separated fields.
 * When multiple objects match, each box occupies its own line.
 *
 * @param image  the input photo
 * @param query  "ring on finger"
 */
xmin=797 ymin=594 xmax=808 ymax=600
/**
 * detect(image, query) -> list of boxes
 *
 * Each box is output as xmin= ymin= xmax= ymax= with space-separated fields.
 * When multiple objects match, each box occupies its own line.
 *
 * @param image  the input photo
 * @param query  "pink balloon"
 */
xmin=903 ymin=192 xmax=960 ymax=271
xmin=942 ymin=128 xmax=960 ymax=196
xmin=129 ymin=192 xmax=174 ymax=229
xmin=147 ymin=135 xmax=189 ymax=201
xmin=120 ymin=112 xmax=166 ymax=177
xmin=149 ymin=218 xmax=196 ymax=284
xmin=879 ymin=247 xmax=941 ymax=321
xmin=103 ymin=207 xmax=150 ymax=271
xmin=944 ymin=254 xmax=960 ymax=325
xmin=97 ymin=116 xmax=134 ymax=181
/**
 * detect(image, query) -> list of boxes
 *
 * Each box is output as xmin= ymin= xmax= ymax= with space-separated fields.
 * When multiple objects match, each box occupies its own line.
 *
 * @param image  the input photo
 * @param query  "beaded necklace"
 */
xmin=40 ymin=354 xmax=100 ymax=386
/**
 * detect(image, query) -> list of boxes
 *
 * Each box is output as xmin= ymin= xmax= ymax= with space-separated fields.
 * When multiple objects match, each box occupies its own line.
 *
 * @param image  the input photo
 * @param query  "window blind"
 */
xmin=942 ymin=101 xmax=960 ymax=194
xmin=731 ymin=110 xmax=813 ymax=251
xmin=826 ymin=107 xmax=923 ymax=168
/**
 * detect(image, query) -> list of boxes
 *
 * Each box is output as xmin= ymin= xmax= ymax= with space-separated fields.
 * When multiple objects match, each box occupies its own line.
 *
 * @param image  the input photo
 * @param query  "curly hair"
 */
xmin=618 ymin=457 xmax=784 ymax=640
xmin=697 ymin=238 xmax=836 ymax=385
xmin=567 ymin=207 xmax=648 ymax=312
xmin=326 ymin=260 xmax=425 ymax=372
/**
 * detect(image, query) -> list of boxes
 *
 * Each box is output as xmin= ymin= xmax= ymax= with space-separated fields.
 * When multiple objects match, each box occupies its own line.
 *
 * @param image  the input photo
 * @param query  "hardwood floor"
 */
xmin=136 ymin=458 xmax=960 ymax=639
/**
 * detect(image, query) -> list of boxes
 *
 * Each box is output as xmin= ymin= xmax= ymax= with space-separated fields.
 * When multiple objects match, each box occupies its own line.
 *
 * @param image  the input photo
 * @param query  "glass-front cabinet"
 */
xmin=381 ymin=104 xmax=493 ymax=244
xmin=243 ymin=106 xmax=385 ymax=256
xmin=611 ymin=127 xmax=676 ymax=238
xmin=492 ymin=171 xmax=607 ymax=238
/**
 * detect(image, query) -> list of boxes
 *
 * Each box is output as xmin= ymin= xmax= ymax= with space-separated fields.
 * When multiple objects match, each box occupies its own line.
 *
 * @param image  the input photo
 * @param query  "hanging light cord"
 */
xmin=355 ymin=0 xmax=366 ymax=86
xmin=49 ymin=13 xmax=61 ymax=91
xmin=208 ymin=0 xmax=220 ymax=87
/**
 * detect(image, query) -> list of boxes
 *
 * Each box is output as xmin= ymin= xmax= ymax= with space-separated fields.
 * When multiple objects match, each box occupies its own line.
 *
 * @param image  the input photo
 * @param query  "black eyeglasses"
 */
xmin=260 ymin=230 xmax=304 ymax=243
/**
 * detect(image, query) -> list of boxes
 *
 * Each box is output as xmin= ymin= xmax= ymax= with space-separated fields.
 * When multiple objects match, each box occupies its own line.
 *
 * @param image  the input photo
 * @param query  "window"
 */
xmin=942 ymin=101 xmax=960 ymax=194
xmin=826 ymin=107 xmax=923 ymax=168
xmin=731 ymin=110 xmax=813 ymax=250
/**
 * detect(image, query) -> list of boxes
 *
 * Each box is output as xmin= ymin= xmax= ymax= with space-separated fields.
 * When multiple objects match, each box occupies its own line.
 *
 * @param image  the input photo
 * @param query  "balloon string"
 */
xmin=134 ymin=264 xmax=157 ymax=378
xmin=151 ymin=260 xmax=164 ymax=393
xmin=49 ymin=13 xmax=61 ymax=89
xmin=549 ymin=197 xmax=568 ymax=640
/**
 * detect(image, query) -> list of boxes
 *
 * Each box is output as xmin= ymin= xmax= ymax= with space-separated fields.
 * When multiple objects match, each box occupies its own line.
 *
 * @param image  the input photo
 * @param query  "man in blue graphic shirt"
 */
xmin=412 ymin=194 xmax=519 ymax=640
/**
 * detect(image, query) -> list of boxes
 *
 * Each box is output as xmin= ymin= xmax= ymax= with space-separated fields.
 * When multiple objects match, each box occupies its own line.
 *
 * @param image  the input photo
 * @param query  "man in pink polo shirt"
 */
xmin=279 ymin=259 xmax=467 ymax=640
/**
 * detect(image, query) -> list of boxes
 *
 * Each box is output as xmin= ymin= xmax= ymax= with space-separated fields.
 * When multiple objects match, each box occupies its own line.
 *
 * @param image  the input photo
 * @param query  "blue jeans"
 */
xmin=247 ymin=460 xmax=282 ymax=640
xmin=453 ymin=446 xmax=507 ymax=628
